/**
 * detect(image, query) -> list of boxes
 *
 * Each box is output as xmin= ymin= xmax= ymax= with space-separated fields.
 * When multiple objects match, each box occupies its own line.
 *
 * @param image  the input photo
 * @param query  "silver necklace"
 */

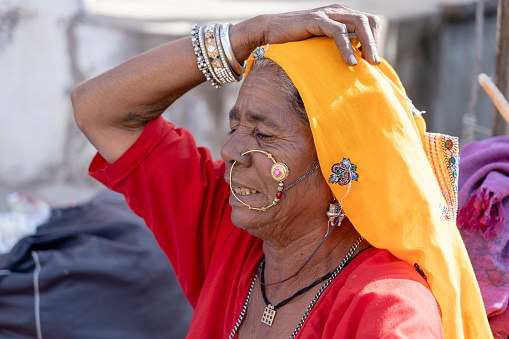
xmin=228 ymin=236 xmax=363 ymax=339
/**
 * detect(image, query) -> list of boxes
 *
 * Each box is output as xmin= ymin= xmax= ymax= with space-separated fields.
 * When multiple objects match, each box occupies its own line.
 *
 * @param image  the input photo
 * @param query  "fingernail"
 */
xmin=375 ymin=54 xmax=382 ymax=64
xmin=349 ymin=55 xmax=358 ymax=65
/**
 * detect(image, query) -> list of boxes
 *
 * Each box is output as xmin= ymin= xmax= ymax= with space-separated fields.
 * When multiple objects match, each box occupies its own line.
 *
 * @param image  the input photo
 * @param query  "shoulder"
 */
xmin=90 ymin=116 xmax=225 ymax=188
xmin=318 ymin=248 xmax=444 ymax=338
xmin=340 ymin=248 xmax=440 ymax=314
xmin=342 ymin=247 xmax=431 ymax=292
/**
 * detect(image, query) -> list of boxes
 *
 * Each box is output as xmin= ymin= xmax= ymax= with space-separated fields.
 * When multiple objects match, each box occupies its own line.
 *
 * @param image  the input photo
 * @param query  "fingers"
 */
xmin=368 ymin=15 xmax=383 ymax=50
xmin=350 ymin=14 xmax=381 ymax=65
xmin=318 ymin=18 xmax=357 ymax=66
xmin=254 ymin=5 xmax=383 ymax=66
xmin=323 ymin=5 xmax=382 ymax=65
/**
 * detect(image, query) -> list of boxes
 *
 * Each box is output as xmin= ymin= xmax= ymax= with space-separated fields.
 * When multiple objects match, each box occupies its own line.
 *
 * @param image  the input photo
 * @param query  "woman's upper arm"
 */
xmin=89 ymin=117 xmax=234 ymax=306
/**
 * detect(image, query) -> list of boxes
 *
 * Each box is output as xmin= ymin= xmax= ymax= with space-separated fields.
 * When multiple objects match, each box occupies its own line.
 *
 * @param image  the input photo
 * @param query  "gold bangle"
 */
xmin=199 ymin=24 xmax=223 ymax=88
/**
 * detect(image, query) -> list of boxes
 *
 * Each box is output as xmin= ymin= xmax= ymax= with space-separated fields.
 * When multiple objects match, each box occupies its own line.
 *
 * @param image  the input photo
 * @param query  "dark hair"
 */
xmin=250 ymin=58 xmax=308 ymax=122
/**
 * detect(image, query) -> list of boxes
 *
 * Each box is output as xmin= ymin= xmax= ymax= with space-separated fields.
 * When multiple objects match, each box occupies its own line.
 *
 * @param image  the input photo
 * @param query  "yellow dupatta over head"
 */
xmin=245 ymin=37 xmax=492 ymax=338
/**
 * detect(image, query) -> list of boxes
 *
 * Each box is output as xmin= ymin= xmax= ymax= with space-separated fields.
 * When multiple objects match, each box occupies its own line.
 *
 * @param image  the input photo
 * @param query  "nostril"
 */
xmin=220 ymin=140 xmax=253 ymax=167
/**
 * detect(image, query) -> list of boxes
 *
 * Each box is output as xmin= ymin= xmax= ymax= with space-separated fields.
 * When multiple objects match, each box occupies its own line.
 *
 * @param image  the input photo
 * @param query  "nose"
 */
xmin=221 ymin=130 xmax=253 ymax=168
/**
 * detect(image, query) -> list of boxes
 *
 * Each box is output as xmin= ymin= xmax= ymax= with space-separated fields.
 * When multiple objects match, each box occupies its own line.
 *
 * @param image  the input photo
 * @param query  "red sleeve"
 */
xmin=88 ymin=116 xmax=234 ymax=308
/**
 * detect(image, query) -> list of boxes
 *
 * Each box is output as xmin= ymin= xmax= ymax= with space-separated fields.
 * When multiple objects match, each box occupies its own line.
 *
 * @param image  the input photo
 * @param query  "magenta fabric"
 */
xmin=457 ymin=136 xmax=509 ymax=339
xmin=457 ymin=136 xmax=509 ymax=239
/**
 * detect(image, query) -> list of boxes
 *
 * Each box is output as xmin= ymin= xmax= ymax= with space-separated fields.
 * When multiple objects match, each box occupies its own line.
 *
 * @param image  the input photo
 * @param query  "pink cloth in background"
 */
xmin=457 ymin=136 xmax=509 ymax=338
xmin=458 ymin=137 xmax=509 ymax=239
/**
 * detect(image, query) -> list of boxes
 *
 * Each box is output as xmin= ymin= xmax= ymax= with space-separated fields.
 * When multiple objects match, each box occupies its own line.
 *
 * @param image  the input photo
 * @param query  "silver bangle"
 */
xmin=220 ymin=23 xmax=246 ymax=79
xmin=191 ymin=23 xmax=220 ymax=88
xmin=213 ymin=24 xmax=237 ymax=84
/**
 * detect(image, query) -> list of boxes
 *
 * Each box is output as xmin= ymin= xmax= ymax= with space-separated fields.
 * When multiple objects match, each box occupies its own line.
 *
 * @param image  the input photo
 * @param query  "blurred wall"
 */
xmin=389 ymin=6 xmax=499 ymax=142
xmin=0 ymin=0 xmax=87 ymax=186
xmin=0 ymin=0 xmax=240 ymax=190
xmin=0 ymin=0 xmax=503 ymax=201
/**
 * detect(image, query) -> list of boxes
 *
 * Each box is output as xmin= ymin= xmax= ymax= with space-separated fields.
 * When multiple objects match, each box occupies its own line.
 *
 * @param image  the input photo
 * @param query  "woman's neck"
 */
xmin=260 ymin=218 xmax=362 ymax=295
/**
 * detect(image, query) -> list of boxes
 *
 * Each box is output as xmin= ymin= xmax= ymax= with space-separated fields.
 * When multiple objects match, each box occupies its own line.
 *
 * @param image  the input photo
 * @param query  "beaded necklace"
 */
xmin=228 ymin=236 xmax=363 ymax=338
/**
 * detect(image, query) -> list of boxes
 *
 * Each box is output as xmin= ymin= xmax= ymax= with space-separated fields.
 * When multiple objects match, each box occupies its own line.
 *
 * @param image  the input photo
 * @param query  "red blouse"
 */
xmin=89 ymin=117 xmax=443 ymax=338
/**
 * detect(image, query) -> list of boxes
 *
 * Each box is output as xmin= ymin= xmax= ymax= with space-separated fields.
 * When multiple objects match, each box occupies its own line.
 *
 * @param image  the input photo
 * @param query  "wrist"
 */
xmin=230 ymin=15 xmax=268 ymax=62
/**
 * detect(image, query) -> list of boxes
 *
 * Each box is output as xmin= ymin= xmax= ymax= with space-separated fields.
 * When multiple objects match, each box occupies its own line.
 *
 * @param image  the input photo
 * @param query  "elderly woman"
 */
xmin=71 ymin=5 xmax=491 ymax=338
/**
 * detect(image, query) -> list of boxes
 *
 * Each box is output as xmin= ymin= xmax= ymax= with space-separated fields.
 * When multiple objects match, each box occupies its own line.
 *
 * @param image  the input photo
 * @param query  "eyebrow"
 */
xmin=228 ymin=107 xmax=278 ymax=128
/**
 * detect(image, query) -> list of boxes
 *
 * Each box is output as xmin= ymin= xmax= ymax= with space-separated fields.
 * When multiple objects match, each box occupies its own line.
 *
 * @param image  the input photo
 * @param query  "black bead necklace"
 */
xmin=259 ymin=258 xmax=339 ymax=326
xmin=257 ymin=237 xmax=363 ymax=326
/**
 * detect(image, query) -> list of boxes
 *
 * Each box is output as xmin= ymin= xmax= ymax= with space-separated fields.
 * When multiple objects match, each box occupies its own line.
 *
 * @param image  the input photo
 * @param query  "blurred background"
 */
xmin=0 ymin=0 xmax=507 ymax=210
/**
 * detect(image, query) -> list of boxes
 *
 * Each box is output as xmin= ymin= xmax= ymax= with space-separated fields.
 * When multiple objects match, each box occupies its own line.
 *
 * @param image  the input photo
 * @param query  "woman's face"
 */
xmin=221 ymin=66 xmax=331 ymax=239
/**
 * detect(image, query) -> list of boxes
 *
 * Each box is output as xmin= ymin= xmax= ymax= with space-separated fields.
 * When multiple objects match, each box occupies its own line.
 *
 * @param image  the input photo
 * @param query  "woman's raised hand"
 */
xmin=73 ymin=4 xmax=383 ymax=164
xmin=232 ymin=5 xmax=382 ymax=66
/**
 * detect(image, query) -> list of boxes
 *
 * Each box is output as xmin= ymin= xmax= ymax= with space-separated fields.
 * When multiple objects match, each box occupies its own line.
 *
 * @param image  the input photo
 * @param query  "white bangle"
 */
xmin=212 ymin=24 xmax=237 ymax=84
xmin=220 ymin=23 xmax=246 ymax=79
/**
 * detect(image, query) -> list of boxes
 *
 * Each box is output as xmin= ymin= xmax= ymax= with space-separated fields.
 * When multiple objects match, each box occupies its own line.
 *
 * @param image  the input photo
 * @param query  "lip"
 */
xmin=489 ymin=308 xmax=509 ymax=339
xmin=226 ymin=178 xmax=258 ymax=193
xmin=229 ymin=182 xmax=260 ymax=197
xmin=227 ymin=180 xmax=266 ymax=206
xmin=231 ymin=185 xmax=258 ymax=195
xmin=228 ymin=189 xmax=263 ymax=208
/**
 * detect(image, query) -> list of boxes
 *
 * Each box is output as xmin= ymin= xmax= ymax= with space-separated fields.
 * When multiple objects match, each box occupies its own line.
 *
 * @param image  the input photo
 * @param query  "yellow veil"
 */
xmin=245 ymin=38 xmax=491 ymax=338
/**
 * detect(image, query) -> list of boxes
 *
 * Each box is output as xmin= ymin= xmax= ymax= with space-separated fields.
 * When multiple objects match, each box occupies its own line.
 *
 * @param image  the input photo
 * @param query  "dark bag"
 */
xmin=0 ymin=191 xmax=192 ymax=339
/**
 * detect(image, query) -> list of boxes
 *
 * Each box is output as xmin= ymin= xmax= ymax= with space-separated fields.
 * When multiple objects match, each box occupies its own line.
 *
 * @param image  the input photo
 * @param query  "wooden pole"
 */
xmin=479 ymin=73 xmax=509 ymax=124
xmin=464 ymin=0 xmax=485 ymax=144
xmin=492 ymin=0 xmax=509 ymax=135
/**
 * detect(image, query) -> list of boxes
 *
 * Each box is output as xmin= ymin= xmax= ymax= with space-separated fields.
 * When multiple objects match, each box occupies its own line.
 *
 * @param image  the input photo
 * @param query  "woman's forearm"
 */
xmin=72 ymin=6 xmax=382 ymax=163
xmin=71 ymin=18 xmax=267 ymax=163
xmin=70 ymin=37 xmax=208 ymax=162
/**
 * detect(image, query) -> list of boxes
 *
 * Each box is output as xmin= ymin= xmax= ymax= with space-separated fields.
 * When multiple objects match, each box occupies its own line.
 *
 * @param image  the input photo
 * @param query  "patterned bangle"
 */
xmin=199 ymin=24 xmax=223 ymax=88
xmin=219 ymin=23 xmax=246 ymax=79
xmin=191 ymin=23 xmax=242 ymax=88
xmin=211 ymin=24 xmax=237 ymax=84
xmin=191 ymin=23 xmax=220 ymax=88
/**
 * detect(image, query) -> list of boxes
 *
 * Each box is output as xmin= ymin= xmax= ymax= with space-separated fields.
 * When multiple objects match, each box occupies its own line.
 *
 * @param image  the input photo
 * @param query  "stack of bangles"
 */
xmin=191 ymin=23 xmax=246 ymax=88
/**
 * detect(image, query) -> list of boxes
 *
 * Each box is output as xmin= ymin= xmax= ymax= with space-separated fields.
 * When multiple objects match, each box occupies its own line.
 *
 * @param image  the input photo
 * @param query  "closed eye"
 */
xmin=254 ymin=127 xmax=275 ymax=140
xmin=256 ymin=132 xmax=272 ymax=140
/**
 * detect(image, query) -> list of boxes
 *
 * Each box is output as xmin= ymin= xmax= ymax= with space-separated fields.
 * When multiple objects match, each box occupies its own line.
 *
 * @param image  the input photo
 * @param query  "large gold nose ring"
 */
xmin=229 ymin=150 xmax=288 ymax=211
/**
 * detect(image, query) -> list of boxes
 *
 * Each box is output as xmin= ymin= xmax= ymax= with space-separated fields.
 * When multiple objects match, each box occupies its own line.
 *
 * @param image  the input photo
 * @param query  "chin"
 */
xmin=230 ymin=206 xmax=257 ymax=231
xmin=229 ymin=205 xmax=272 ymax=236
